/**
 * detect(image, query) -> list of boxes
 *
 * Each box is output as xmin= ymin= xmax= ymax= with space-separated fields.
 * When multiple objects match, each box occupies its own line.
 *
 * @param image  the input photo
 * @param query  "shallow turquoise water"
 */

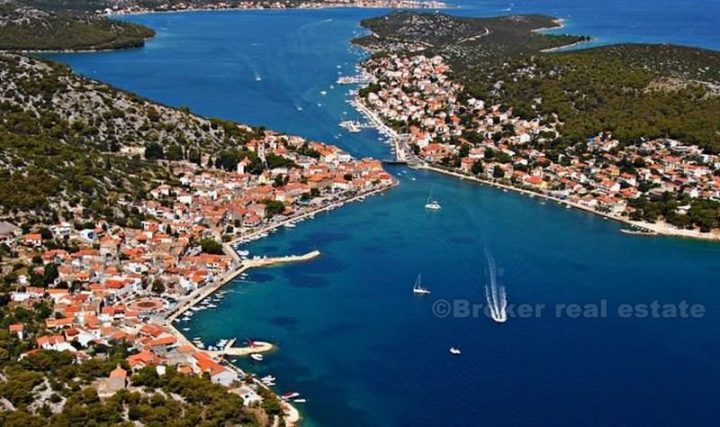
xmin=46 ymin=3 xmax=720 ymax=425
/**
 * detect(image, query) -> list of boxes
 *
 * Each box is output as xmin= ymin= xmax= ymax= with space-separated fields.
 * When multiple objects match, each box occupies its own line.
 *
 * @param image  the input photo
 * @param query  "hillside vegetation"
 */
xmin=0 ymin=1 xmax=154 ymax=50
xmin=354 ymin=12 xmax=588 ymax=68
xmin=463 ymin=44 xmax=720 ymax=153
xmin=0 ymin=53 xmax=259 ymax=222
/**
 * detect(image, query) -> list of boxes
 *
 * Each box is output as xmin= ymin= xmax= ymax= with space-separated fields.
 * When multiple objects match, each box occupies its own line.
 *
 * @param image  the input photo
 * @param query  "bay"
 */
xmin=46 ymin=2 xmax=720 ymax=425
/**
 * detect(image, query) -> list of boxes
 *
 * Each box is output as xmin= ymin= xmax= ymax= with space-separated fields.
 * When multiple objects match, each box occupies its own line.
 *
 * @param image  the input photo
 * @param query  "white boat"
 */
xmin=250 ymin=353 xmax=264 ymax=362
xmin=424 ymin=190 xmax=442 ymax=210
xmin=413 ymin=274 xmax=431 ymax=295
xmin=449 ymin=347 xmax=461 ymax=355
xmin=339 ymin=120 xmax=364 ymax=133
xmin=261 ymin=375 xmax=276 ymax=382
xmin=320 ymin=90 xmax=327 ymax=96
xmin=293 ymin=399 xmax=307 ymax=403
xmin=284 ymin=222 xmax=296 ymax=228
xmin=282 ymin=392 xmax=300 ymax=400
xmin=255 ymin=76 xmax=262 ymax=82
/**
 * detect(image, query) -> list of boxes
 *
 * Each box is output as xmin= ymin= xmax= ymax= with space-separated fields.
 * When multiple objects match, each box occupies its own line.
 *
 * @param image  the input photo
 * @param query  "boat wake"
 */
xmin=484 ymin=251 xmax=508 ymax=323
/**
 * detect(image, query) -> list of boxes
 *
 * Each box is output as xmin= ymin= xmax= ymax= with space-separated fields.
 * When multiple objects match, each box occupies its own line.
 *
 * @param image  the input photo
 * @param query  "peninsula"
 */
xmin=0 ymin=12 xmax=395 ymax=423
xmin=351 ymin=12 xmax=720 ymax=239
xmin=0 ymin=0 xmax=154 ymax=51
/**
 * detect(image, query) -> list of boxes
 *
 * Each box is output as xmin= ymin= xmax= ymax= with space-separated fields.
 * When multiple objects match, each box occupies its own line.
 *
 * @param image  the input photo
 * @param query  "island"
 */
xmin=351 ymin=11 xmax=720 ymax=239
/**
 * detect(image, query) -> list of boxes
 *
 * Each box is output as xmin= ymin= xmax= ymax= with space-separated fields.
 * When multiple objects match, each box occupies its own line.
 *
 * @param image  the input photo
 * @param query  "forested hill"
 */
xmin=354 ymin=12 xmax=589 ymax=68
xmin=0 ymin=53 xmax=259 ymax=222
xmin=462 ymin=43 xmax=720 ymax=153
xmin=0 ymin=0 xmax=154 ymax=50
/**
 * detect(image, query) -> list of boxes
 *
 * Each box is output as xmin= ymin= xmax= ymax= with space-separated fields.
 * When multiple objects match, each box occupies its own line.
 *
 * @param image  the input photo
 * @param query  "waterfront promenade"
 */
xmin=351 ymin=98 xmax=418 ymax=165
xmin=229 ymin=184 xmax=397 ymax=247
xmin=416 ymin=164 xmax=720 ymax=241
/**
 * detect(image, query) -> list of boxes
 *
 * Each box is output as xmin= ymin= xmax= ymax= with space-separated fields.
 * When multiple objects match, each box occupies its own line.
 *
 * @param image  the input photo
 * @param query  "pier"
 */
xmin=166 ymin=250 xmax=321 ymax=325
xmin=206 ymin=340 xmax=274 ymax=357
xmin=244 ymin=250 xmax=321 ymax=268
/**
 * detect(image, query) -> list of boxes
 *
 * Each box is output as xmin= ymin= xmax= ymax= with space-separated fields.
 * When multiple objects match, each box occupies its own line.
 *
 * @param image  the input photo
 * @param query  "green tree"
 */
xmin=144 ymin=142 xmax=164 ymax=160
xmin=198 ymin=238 xmax=223 ymax=255
xmin=492 ymin=166 xmax=505 ymax=179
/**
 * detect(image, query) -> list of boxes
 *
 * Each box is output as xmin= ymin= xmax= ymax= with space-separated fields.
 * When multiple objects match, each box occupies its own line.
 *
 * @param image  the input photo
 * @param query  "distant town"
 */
xmin=101 ymin=0 xmax=447 ymax=15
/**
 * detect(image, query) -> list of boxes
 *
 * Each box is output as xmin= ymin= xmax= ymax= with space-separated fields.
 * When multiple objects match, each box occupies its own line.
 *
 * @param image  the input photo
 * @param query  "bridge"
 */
xmin=382 ymin=159 xmax=409 ymax=165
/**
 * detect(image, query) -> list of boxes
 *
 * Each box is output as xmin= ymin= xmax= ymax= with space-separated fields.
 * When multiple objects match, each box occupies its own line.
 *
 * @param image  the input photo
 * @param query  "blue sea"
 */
xmin=46 ymin=1 xmax=720 ymax=425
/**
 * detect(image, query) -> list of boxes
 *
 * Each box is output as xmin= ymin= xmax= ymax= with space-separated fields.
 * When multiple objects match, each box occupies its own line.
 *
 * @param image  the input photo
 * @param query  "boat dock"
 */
xmin=336 ymin=75 xmax=370 ymax=85
xmin=351 ymin=98 xmax=419 ymax=166
xmin=206 ymin=340 xmax=274 ymax=357
xmin=339 ymin=120 xmax=372 ymax=133
xmin=166 ymin=250 xmax=321 ymax=324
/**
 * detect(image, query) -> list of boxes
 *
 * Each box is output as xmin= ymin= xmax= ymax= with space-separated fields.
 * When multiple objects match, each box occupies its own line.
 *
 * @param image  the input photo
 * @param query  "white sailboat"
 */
xmin=413 ymin=274 xmax=431 ymax=295
xmin=424 ymin=190 xmax=442 ymax=210
xmin=449 ymin=347 xmax=461 ymax=355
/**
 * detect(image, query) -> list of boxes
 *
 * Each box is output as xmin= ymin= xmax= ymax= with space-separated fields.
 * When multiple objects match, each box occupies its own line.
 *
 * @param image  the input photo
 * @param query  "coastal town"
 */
xmin=99 ymin=0 xmax=446 ymax=15
xmin=357 ymin=54 xmax=720 ymax=238
xmin=0 ymin=129 xmax=394 ymax=424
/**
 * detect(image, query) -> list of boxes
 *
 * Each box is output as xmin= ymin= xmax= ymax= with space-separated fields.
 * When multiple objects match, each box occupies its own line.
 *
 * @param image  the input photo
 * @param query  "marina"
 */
xmin=336 ymin=74 xmax=370 ymax=85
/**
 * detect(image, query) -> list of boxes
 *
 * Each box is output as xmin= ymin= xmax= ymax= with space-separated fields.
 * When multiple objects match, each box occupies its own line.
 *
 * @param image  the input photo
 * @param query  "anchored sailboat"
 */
xmin=413 ymin=273 xmax=431 ymax=295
